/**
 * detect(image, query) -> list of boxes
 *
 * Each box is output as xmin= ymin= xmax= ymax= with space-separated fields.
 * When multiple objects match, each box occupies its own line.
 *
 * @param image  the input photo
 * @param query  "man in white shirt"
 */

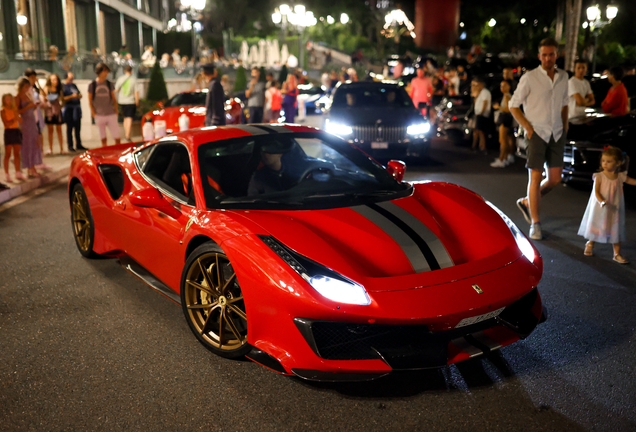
xmin=471 ymin=77 xmax=492 ymax=153
xmin=568 ymin=59 xmax=595 ymax=119
xmin=510 ymin=38 xmax=569 ymax=240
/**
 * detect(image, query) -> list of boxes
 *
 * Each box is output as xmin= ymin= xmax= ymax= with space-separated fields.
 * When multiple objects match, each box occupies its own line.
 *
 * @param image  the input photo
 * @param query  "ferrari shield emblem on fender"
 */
xmin=472 ymin=284 xmax=483 ymax=294
xmin=185 ymin=218 xmax=194 ymax=233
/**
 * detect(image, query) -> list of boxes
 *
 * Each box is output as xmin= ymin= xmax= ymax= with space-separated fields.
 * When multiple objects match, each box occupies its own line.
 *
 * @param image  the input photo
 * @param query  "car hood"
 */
xmin=327 ymin=106 xmax=422 ymax=126
xmin=231 ymin=182 xmax=526 ymax=290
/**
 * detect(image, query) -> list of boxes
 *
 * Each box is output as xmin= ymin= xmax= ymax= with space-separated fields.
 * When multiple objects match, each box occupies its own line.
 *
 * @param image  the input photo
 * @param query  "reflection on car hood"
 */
xmin=328 ymin=107 xmax=422 ymax=125
xmin=236 ymin=182 xmax=521 ymax=287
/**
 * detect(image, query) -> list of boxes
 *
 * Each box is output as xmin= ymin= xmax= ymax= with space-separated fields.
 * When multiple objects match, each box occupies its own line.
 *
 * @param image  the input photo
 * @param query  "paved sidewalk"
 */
xmin=0 ymin=123 xmax=142 ymax=205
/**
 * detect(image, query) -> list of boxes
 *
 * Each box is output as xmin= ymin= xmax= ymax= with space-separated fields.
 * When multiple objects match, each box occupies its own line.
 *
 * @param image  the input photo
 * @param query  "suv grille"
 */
xmin=352 ymin=125 xmax=408 ymax=143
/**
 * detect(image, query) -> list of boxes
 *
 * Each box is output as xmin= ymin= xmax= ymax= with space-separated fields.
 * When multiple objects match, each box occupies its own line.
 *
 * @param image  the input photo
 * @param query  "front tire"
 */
xmin=70 ymin=183 xmax=98 ymax=258
xmin=180 ymin=242 xmax=250 ymax=358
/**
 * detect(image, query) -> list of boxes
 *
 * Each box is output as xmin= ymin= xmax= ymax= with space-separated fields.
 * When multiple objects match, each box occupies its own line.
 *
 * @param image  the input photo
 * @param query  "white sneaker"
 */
xmin=490 ymin=158 xmax=507 ymax=168
xmin=529 ymin=223 xmax=542 ymax=240
xmin=507 ymin=154 xmax=515 ymax=164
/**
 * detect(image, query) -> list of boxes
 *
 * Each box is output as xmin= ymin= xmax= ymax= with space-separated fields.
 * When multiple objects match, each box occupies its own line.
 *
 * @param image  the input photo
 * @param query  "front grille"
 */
xmin=294 ymin=288 xmax=541 ymax=369
xmin=352 ymin=125 xmax=408 ymax=143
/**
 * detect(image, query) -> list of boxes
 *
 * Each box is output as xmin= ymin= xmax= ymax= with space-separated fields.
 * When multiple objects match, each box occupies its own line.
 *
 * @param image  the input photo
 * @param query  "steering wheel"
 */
xmin=297 ymin=163 xmax=335 ymax=183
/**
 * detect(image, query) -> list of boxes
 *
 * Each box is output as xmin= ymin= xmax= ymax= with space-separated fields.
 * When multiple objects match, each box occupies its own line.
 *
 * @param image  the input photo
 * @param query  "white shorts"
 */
xmin=95 ymin=114 xmax=120 ymax=141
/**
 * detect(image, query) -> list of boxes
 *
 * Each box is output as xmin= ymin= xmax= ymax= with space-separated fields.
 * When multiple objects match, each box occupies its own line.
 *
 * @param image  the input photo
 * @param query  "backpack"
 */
xmin=90 ymin=79 xmax=113 ymax=101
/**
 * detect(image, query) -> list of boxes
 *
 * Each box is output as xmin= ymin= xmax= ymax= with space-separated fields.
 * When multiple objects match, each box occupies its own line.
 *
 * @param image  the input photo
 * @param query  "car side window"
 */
xmin=134 ymin=145 xmax=154 ymax=170
xmin=141 ymin=142 xmax=195 ymax=206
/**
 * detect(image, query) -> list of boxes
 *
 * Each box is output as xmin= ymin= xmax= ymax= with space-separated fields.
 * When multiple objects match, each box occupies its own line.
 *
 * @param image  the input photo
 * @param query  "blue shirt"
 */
xmin=63 ymin=83 xmax=81 ymax=106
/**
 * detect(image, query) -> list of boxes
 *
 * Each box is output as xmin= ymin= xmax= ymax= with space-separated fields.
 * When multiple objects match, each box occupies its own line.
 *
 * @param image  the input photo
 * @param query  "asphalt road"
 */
xmin=1 ymin=136 xmax=635 ymax=432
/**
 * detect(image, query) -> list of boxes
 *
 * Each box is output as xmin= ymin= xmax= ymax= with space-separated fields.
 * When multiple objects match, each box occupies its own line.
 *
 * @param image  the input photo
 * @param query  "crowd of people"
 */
xmin=199 ymin=64 xmax=301 ymax=126
xmin=432 ymin=38 xmax=635 ymax=260
xmin=0 ymin=60 xmax=143 ymax=188
xmin=387 ymin=39 xmax=636 ymax=260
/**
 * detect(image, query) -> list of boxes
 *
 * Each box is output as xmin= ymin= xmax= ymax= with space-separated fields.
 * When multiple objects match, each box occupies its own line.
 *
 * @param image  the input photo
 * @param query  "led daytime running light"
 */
xmin=486 ymin=201 xmax=536 ymax=263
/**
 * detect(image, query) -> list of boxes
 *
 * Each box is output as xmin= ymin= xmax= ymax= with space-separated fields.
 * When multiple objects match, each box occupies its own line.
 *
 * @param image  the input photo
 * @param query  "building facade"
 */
xmin=0 ymin=0 xmax=167 ymax=77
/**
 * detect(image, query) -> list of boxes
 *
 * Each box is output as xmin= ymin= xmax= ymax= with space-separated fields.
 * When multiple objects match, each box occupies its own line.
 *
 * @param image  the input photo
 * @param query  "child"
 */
xmin=1 ymin=93 xmax=24 ymax=183
xmin=267 ymin=80 xmax=282 ymax=123
xmin=578 ymin=146 xmax=636 ymax=263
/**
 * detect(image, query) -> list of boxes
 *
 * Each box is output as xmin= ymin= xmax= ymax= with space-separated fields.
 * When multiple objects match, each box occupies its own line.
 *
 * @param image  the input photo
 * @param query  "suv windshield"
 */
xmin=165 ymin=92 xmax=207 ymax=107
xmin=197 ymin=132 xmax=411 ymax=210
xmin=332 ymin=85 xmax=413 ymax=109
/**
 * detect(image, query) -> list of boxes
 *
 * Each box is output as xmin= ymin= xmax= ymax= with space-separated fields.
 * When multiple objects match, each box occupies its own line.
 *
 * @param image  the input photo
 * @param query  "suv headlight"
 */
xmin=486 ymin=201 xmax=535 ymax=263
xmin=259 ymin=235 xmax=371 ymax=305
xmin=407 ymin=122 xmax=431 ymax=135
xmin=325 ymin=119 xmax=353 ymax=137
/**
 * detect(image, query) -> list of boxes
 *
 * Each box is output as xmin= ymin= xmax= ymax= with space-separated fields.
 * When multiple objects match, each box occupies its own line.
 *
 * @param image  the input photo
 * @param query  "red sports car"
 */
xmin=68 ymin=124 xmax=545 ymax=381
xmin=141 ymin=90 xmax=243 ymax=134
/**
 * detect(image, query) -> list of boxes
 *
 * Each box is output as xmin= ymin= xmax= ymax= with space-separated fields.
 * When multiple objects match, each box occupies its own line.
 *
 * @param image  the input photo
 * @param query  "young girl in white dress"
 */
xmin=578 ymin=146 xmax=636 ymax=263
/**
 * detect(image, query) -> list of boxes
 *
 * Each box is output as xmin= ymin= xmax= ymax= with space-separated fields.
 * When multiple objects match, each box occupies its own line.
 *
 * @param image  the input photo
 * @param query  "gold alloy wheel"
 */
xmin=183 ymin=252 xmax=248 ymax=353
xmin=71 ymin=188 xmax=91 ymax=252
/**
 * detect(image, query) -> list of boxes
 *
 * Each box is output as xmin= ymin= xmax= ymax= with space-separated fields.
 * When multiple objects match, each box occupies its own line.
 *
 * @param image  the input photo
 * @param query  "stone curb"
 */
xmin=0 ymin=165 xmax=70 ymax=205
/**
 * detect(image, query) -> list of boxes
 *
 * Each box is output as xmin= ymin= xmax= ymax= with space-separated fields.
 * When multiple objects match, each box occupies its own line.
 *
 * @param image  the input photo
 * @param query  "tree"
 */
xmin=560 ymin=0 xmax=582 ymax=72
xmin=146 ymin=63 xmax=168 ymax=103
xmin=234 ymin=65 xmax=247 ymax=92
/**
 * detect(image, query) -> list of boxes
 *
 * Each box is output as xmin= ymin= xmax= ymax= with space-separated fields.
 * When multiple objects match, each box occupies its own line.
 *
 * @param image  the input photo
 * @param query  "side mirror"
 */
xmin=386 ymin=160 xmax=406 ymax=182
xmin=156 ymin=101 xmax=164 ymax=109
xmin=418 ymin=102 xmax=429 ymax=110
xmin=129 ymin=188 xmax=181 ymax=218
xmin=129 ymin=188 xmax=167 ymax=208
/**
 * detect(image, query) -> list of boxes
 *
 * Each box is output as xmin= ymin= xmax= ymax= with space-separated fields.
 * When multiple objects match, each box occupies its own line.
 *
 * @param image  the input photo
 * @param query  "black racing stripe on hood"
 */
xmin=367 ymin=203 xmax=441 ymax=271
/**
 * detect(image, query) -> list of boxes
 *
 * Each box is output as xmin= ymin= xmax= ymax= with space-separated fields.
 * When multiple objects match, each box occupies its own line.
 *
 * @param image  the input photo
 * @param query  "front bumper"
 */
xmin=349 ymin=138 xmax=430 ymax=159
xmin=291 ymin=287 xmax=544 ymax=380
xmin=222 ymin=235 xmax=543 ymax=382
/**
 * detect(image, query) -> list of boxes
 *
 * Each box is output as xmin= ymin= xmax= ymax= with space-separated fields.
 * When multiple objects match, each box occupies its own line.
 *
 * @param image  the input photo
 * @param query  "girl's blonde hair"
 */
xmin=2 ymin=93 xmax=14 ymax=108
xmin=601 ymin=146 xmax=630 ymax=173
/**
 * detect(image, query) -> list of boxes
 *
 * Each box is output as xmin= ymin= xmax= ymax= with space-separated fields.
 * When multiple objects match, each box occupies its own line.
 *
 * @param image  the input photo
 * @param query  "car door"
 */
xmin=122 ymin=140 xmax=199 ymax=290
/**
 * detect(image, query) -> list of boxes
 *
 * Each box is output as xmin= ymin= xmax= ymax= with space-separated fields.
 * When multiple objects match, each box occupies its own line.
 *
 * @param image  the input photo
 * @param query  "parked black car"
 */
xmin=563 ymin=112 xmax=636 ymax=185
xmin=434 ymin=94 xmax=473 ymax=142
xmin=322 ymin=81 xmax=432 ymax=159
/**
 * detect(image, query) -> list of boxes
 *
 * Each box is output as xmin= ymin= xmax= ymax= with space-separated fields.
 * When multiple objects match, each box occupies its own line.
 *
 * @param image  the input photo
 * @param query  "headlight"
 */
xmin=259 ymin=235 xmax=371 ymax=305
xmin=325 ymin=119 xmax=353 ymax=137
xmin=407 ymin=122 xmax=431 ymax=135
xmin=306 ymin=275 xmax=370 ymax=305
xmin=486 ymin=201 xmax=535 ymax=263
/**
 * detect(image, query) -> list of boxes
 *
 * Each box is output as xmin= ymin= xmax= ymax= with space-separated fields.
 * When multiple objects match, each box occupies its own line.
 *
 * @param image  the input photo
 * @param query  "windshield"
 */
xmin=332 ymin=85 xmax=413 ymax=109
xmin=165 ymin=92 xmax=207 ymax=107
xmin=197 ymin=132 xmax=411 ymax=210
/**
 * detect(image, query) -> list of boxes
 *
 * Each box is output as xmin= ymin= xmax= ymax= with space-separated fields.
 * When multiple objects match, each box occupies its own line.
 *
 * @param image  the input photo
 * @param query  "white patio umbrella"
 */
xmin=258 ymin=39 xmax=267 ymax=66
xmin=271 ymin=39 xmax=280 ymax=66
xmin=239 ymin=41 xmax=249 ymax=64
xmin=280 ymin=44 xmax=289 ymax=66
xmin=266 ymin=40 xmax=276 ymax=67
xmin=248 ymin=44 xmax=259 ymax=66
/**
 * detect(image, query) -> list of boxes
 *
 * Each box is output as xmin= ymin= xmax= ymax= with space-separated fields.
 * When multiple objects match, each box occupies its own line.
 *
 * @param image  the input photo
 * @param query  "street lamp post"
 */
xmin=272 ymin=4 xmax=317 ymax=70
xmin=586 ymin=4 xmax=618 ymax=74
xmin=180 ymin=0 xmax=206 ymax=74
